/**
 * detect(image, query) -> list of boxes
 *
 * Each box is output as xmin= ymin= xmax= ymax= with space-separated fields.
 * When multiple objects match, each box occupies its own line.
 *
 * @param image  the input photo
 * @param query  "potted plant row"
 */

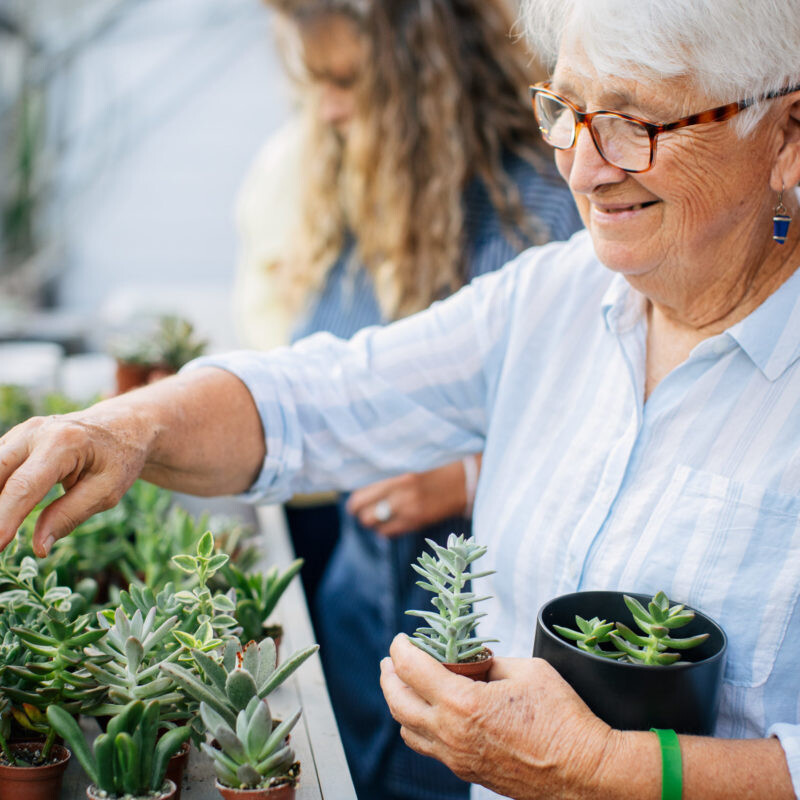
xmin=0 ymin=496 xmax=313 ymax=800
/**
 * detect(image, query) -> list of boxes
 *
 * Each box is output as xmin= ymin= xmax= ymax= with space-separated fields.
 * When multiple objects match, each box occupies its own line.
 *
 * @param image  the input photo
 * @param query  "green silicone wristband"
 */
xmin=650 ymin=728 xmax=682 ymax=800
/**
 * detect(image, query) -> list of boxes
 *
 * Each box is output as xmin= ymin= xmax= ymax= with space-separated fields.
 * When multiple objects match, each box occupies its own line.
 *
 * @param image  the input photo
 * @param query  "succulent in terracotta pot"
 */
xmin=110 ymin=315 xmax=207 ymax=394
xmin=161 ymin=638 xmax=318 ymax=730
xmin=405 ymin=533 xmax=498 ymax=680
xmin=200 ymin=697 xmax=300 ymax=799
xmin=47 ymin=699 xmax=190 ymax=800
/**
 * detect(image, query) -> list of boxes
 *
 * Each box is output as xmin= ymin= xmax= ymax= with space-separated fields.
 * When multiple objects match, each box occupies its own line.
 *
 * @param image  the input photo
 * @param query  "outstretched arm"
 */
xmin=0 ymin=367 xmax=264 ymax=557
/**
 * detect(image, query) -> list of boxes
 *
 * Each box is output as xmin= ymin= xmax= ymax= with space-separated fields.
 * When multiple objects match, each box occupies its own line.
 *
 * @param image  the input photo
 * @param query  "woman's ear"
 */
xmin=770 ymin=94 xmax=800 ymax=192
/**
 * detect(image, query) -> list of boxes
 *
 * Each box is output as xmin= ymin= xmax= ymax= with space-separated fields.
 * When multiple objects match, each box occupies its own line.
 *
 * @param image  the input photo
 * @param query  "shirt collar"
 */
xmin=600 ymin=263 xmax=800 ymax=381
xmin=727 ymin=264 xmax=800 ymax=381
xmin=601 ymin=272 xmax=646 ymax=334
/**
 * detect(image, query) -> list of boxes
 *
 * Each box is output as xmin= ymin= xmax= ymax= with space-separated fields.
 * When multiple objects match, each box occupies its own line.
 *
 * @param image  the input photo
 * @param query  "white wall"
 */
xmin=54 ymin=0 xmax=292 ymax=349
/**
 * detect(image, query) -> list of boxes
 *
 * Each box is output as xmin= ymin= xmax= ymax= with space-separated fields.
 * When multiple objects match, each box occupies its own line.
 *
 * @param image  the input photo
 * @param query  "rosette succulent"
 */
xmin=199 ymin=697 xmax=300 ymax=791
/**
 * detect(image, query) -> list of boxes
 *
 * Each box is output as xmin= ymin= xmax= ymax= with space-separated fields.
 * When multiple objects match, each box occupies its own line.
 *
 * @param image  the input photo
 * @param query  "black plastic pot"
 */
xmin=533 ymin=591 xmax=727 ymax=734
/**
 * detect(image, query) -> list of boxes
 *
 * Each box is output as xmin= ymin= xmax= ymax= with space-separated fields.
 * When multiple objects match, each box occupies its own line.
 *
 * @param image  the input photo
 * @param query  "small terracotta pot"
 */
xmin=214 ymin=779 xmax=296 ymax=800
xmin=443 ymin=648 xmax=494 ymax=682
xmin=115 ymin=361 xmax=151 ymax=394
xmin=165 ymin=741 xmax=191 ymax=800
xmin=86 ymin=778 xmax=177 ymax=800
xmin=0 ymin=742 xmax=70 ymax=800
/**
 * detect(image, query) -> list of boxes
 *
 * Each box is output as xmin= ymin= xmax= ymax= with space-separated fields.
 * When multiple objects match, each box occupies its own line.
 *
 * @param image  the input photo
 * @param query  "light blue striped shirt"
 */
xmin=193 ymin=228 xmax=800 ymax=798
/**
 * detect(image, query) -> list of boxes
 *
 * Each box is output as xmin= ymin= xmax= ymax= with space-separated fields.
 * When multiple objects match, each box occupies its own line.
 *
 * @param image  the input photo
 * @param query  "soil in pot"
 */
xmin=533 ymin=590 xmax=727 ymax=734
xmin=85 ymin=777 xmax=177 ymax=800
xmin=443 ymin=647 xmax=494 ymax=681
xmin=0 ymin=742 xmax=70 ymax=800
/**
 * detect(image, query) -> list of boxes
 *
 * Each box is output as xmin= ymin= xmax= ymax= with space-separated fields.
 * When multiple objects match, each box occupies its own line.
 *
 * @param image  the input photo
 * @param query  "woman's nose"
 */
xmin=319 ymin=85 xmax=355 ymax=128
xmin=564 ymin=123 xmax=626 ymax=194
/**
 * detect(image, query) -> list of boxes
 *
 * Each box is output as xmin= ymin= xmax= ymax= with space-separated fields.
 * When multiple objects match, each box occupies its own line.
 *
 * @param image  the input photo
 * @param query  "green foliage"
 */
xmin=199 ymin=696 xmax=299 ymax=790
xmin=553 ymin=591 xmax=710 ymax=665
xmin=161 ymin=638 xmax=318 ymax=731
xmin=110 ymin=315 xmax=207 ymax=371
xmin=84 ymin=607 xmax=185 ymax=720
xmin=47 ymin=700 xmax=190 ymax=796
xmin=552 ymin=616 xmax=626 ymax=659
xmin=0 ymin=385 xmax=35 ymax=435
xmin=405 ymin=533 xmax=497 ymax=664
xmin=221 ymin=558 xmax=304 ymax=643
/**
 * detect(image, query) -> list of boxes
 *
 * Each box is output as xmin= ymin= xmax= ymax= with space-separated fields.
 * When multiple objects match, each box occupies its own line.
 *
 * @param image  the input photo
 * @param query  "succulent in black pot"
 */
xmin=533 ymin=590 xmax=727 ymax=734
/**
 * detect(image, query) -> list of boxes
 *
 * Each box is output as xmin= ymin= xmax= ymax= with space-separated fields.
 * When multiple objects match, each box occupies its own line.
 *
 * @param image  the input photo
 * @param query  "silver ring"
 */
xmin=374 ymin=499 xmax=393 ymax=523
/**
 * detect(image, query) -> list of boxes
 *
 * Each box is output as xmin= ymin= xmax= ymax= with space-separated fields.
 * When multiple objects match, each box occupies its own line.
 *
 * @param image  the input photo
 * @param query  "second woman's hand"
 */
xmin=347 ymin=457 xmax=480 ymax=537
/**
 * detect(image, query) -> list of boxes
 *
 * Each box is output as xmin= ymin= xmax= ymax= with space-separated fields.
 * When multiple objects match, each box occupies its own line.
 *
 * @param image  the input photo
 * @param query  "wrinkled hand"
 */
xmin=380 ymin=635 xmax=620 ymax=799
xmin=347 ymin=458 xmax=479 ymax=537
xmin=0 ymin=408 xmax=150 ymax=557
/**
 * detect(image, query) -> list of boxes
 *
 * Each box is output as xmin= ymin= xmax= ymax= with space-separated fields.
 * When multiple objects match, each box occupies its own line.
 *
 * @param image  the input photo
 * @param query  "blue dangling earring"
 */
xmin=773 ymin=188 xmax=791 ymax=244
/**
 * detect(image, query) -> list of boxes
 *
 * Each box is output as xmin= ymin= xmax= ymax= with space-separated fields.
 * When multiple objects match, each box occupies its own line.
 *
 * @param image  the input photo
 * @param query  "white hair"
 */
xmin=519 ymin=0 xmax=800 ymax=135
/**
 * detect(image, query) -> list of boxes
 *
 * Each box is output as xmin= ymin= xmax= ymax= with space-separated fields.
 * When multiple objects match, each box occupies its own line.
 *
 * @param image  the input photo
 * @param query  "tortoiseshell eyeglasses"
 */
xmin=529 ymin=81 xmax=800 ymax=173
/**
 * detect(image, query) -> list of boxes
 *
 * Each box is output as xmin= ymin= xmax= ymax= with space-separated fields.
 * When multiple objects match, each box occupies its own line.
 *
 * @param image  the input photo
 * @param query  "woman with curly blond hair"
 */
xmin=234 ymin=1 xmax=581 ymax=797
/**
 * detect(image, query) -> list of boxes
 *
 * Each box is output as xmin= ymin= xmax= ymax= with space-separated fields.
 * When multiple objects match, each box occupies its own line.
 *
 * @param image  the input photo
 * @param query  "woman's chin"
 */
xmin=592 ymin=240 xmax=657 ymax=278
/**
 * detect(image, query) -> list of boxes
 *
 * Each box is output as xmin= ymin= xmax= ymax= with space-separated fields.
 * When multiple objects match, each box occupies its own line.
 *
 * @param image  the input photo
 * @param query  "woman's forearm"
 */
xmin=603 ymin=731 xmax=794 ymax=800
xmin=123 ymin=367 xmax=266 ymax=496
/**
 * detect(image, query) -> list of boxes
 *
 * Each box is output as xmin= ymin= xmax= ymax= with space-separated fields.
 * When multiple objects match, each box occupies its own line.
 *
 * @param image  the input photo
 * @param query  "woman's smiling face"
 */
xmin=551 ymin=35 xmax=781 ymax=302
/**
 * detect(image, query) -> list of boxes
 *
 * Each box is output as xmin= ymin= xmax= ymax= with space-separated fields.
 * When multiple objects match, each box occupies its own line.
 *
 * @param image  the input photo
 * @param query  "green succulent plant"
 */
xmin=551 ymin=616 xmax=626 ymax=659
xmin=161 ymin=637 xmax=318 ymax=731
xmin=83 ymin=606 xmax=185 ymax=720
xmin=199 ymin=697 xmax=300 ymax=790
xmin=220 ymin=558 xmax=304 ymax=644
xmin=553 ymin=591 xmax=710 ymax=665
xmin=405 ymin=533 xmax=498 ymax=664
xmin=111 ymin=315 xmax=207 ymax=371
xmin=170 ymin=531 xmax=239 ymax=642
xmin=47 ymin=699 xmax=190 ymax=798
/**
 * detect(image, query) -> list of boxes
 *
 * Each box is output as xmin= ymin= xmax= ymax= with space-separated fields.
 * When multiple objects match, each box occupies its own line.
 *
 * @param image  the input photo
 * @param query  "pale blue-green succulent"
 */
xmin=406 ymin=533 xmax=498 ymax=664
xmin=161 ymin=637 xmax=318 ymax=730
xmin=200 ymin=696 xmax=299 ymax=790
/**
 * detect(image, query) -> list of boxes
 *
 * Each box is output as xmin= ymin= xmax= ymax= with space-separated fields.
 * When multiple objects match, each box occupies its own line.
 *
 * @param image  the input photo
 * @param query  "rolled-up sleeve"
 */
xmin=183 ymin=255 xmax=525 ymax=502
xmin=769 ymin=723 xmax=800 ymax=797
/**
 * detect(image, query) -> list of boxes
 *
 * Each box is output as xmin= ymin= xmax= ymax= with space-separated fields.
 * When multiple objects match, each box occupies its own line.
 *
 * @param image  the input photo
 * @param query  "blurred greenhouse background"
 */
xmin=0 ymin=0 xmax=290 ymax=395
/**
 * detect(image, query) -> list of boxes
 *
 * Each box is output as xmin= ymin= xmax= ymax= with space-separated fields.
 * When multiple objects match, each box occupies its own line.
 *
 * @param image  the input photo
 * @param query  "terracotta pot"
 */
xmin=86 ymin=778 xmax=177 ymax=800
xmin=165 ymin=741 xmax=191 ymax=800
xmin=214 ymin=779 xmax=296 ymax=800
xmin=115 ymin=361 xmax=151 ymax=394
xmin=0 ymin=742 xmax=70 ymax=800
xmin=443 ymin=648 xmax=494 ymax=681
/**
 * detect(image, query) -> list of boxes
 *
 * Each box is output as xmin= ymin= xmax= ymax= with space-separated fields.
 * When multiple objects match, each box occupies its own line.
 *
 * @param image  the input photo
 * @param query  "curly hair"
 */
xmin=266 ymin=0 xmax=554 ymax=319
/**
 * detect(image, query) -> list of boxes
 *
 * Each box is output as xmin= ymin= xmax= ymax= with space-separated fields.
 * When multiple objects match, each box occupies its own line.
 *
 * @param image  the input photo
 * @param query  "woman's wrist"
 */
xmin=590 ymin=729 xmax=661 ymax=800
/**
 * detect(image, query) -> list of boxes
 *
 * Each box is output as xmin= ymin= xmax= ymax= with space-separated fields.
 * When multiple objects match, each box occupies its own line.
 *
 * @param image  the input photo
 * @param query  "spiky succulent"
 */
xmin=200 ymin=697 xmax=299 ymax=790
xmin=406 ymin=533 xmax=498 ymax=664
xmin=554 ymin=591 xmax=710 ymax=665
xmin=48 ymin=700 xmax=190 ymax=797
xmin=83 ymin=606 xmax=185 ymax=721
xmin=220 ymin=558 xmax=304 ymax=643
xmin=161 ymin=637 xmax=318 ymax=731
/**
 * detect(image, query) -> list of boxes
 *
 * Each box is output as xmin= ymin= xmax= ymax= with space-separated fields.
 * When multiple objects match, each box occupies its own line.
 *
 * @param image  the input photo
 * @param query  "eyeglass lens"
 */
xmin=534 ymin=93 xmax=652 ymax=172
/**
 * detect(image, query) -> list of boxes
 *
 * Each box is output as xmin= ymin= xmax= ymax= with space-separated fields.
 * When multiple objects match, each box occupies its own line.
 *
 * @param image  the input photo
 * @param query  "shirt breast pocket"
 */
xmin=617 ymin=465 xmax=800 ymax=688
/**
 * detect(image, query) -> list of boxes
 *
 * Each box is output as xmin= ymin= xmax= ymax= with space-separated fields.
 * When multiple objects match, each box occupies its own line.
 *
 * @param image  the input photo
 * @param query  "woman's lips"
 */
xmin=594 ymin=200 xmax=659 ymax=214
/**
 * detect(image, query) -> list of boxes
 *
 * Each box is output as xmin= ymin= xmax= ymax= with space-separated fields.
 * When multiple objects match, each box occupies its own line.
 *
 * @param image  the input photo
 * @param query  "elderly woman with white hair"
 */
xmin=0 ymin=0 xmax=799 ymax=797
